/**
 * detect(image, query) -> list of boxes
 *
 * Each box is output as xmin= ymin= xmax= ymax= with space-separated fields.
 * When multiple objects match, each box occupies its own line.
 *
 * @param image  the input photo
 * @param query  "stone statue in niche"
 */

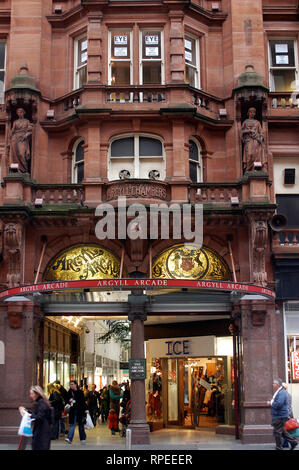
xmin=10 ymin=107 xmax=33 ymax=173
xmin=241 ymin=107 xmax=264 ymax=172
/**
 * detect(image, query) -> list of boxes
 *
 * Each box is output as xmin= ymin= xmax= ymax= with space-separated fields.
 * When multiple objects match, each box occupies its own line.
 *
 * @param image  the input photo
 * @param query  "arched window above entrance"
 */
xmin=152 ymin=244 xmax=231 ymax=281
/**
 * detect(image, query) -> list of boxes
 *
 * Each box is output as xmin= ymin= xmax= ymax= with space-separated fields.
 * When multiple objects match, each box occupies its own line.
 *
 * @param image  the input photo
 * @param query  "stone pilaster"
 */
xmin=239 ymin=299 xmax=278 ymax=444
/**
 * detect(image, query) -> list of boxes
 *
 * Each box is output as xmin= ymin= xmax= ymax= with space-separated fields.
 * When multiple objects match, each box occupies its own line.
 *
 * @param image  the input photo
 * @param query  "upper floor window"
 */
xmin=189 ymin=139 xmax=202 ymax=183
xmin=269 ymin=39 xmax=297 ymax=92
xmin=0 ymin=41 xmax=6 ymax=104
xmin=108 ymin=135 xmax=165 ymax=181
xmin=74 ymin=35 xmax=87 ymax=89
xmin=185 ymin=35 xmax=200 ymax=89
xmin=72 ymin=139 xmax=84 ymax=183
xmin=140 ymin=31 xmax=164 ymax=85
xmin=109 ymin=30 xmax=132 ymax=86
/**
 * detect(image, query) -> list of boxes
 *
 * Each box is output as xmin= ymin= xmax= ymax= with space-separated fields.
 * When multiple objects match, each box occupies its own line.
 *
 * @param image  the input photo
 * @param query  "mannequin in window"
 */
xmin=10 ymin=108 xmax=33 ymax=174
xmin=241 ymin=107 xmax=264 ymax=172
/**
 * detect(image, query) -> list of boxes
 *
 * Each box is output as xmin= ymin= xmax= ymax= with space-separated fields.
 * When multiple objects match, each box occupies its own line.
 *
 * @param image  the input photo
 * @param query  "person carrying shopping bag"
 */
xmin=65 ymin=380 xmax=88 ymax=444
xmin=19 ymin=385 xmax=52 ymax=450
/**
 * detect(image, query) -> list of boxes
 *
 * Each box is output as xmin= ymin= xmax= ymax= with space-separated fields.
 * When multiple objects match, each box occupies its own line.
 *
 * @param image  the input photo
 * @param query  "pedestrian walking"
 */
xmin=19 ymin=385 xmax=52 ymax=451
xmin=267 ymin=378 xmax=298 ymax=450
xmin=109 ymin=380 xmax=123 ymax=419
xmin=48 ymin=383 xmax=64 ymax=440
xmin=282 ymin=382 xmax=295 ymax=448
xmin=86 ymin=384 xmax=100 ymax=427
xmin=108 ymin=408 xmax=119 ymax=435
xmin=65 ymin=380 xmax=88 ymax=444
xmin=53 ymin=380 xmax=68 ymax=436
xmin=100 ymin=386 xmax=109 ymax=423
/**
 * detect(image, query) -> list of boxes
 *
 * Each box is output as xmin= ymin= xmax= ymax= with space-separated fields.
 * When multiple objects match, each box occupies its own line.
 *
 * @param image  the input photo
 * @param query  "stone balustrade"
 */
xmin=272 ymin=229 xmax=299 ymax=249
xmin=31 ymin=184 xmax=84 ymax=206
xmin=190 ymin=183 xmax=242 ymax=204
xmin=268 ymin=92 xmax=299 ymax=110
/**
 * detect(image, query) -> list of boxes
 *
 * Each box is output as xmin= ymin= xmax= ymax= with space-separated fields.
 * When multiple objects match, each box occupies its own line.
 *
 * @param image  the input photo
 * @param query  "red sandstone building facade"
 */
xmin=0 ymin=0 xmax=298 ymax=446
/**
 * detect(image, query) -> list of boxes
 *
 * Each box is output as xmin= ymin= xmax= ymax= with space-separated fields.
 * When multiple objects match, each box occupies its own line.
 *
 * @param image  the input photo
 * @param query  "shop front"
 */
xmin=146 ymin=336 xmax=234 ymax=431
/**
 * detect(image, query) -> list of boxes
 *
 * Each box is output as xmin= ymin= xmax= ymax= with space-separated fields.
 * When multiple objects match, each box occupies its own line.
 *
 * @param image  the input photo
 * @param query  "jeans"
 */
xmin=67 ymin=412 xmax=86 ymax=442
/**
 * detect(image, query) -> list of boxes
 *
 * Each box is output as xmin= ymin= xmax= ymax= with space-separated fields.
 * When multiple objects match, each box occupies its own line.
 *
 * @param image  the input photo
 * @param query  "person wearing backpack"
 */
xmin=19 ymin=385 xmax=52 ymax=450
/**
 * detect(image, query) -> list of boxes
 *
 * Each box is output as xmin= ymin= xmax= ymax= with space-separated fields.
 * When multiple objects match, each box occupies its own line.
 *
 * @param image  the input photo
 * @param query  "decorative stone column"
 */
xmin=0 ymin=301 xmax=40 ymax=443
xmin=239 ymin=298 xmax=278 ymax=444
xmin=127 ymin=293 xmax=150 ymax=445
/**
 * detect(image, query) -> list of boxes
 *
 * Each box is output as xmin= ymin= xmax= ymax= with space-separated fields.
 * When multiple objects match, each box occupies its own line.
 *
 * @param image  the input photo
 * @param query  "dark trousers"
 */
xmin=272 ymin=417 xmax=297 ymax=449
xmin=89 ymin=407 xmax=98 ymax=426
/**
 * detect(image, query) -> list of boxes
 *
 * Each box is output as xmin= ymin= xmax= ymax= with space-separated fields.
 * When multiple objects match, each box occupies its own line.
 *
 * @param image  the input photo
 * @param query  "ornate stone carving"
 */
xmin=106 ymin=181 xmax=169 ymax=201
xmin=241 ymin=107 xmax=265 ymax=172
xmin=9 ymin=107 xmax=33 ymax=173
xmin=249 ymin=214 xmax=268 ymax=286
xmin=128 ymin=294 xmax=148 ymax=322
xmin=3 ymin=223 xmax=22 ymax=288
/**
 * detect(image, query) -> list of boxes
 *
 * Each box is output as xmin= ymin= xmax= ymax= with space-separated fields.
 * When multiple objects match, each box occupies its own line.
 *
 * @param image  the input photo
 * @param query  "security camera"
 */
xmin=85 ymin=328 xmax=90 ymax=334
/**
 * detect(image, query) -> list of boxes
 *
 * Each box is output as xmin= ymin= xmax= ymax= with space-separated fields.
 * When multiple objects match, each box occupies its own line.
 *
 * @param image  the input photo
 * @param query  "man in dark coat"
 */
xmin=65 ymin=381 xmax=88 ymax=444
xmin=86 ymin=384 xmax=100 ymax=426
xmin=267 ymin=378 xmax=298 ymax=450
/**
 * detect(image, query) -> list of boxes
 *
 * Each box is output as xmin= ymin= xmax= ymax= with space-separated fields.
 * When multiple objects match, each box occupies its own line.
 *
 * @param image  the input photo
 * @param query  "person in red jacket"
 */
xmin=108 ymin=408 xmax=119 ymax=435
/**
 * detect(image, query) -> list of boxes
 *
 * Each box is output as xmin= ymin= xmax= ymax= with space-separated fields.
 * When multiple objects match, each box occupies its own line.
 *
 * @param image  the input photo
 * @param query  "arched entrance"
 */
xmin=0 ymin=243 xmax=275 ymax=445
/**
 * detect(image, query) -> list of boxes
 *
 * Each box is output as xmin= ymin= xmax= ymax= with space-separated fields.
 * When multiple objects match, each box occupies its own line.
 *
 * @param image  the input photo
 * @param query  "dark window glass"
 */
xmin=0 ymin=42 xmax=5 ymax=69
xmin=111 ymin=137 xmax=134 ymax=157
xmin=270 ymin=40 xmax=295 ymax=68
xmin=189 ymin=140 xmax=198 ymax=161
xmin=75 ymin=141 xmax=84 ymax=162
xmin=189 ymin=161 xmax=198 ymax=183
xmin=77 ymin=162 xmax=84 ymax=183
xmin=276 ymin=195 xmax=299 ymax=227
xmin=139 ymin=137 xmax=162 ymax=156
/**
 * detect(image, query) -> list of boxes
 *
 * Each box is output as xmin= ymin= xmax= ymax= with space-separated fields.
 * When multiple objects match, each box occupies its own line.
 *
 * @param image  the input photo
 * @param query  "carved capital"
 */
xmin=7 ymin=303 xmax=23 ymax=328
xmin=128 ymin=294 xmax=148 ymax=322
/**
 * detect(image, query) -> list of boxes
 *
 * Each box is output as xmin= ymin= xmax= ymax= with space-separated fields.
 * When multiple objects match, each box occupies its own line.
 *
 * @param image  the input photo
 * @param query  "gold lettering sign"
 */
xmin=152 ymin=244 xmax=231 ymax=281
xmin=44 ymin=245 xmax=121 ymax=281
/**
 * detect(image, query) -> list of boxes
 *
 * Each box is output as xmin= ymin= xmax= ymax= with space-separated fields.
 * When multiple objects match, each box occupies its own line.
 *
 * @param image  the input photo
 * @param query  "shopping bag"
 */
xmin=84 ymin=412 xmax=94 ymax=430
xmin=289 ymin=427 xmax=299 ymax=438
xmin=18 ymin=411 xmax=33 ymax=437
xmin=285 ymin=418 xmax=299 ymax=431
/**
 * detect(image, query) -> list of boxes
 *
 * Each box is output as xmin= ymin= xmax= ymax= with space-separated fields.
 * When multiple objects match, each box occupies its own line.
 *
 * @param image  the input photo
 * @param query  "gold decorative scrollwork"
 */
xmin=44 ymin=245 xmax=121 ymax=281
xmin=152 ymin=244 xmax=231 ymax=281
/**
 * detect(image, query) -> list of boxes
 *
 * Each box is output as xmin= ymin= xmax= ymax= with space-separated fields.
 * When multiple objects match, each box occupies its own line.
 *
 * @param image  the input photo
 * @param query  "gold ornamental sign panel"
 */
xmin=44 ymin=245 xmax=121 ymax=281
xmin=152 ymin=244 xmax=231 ymax=281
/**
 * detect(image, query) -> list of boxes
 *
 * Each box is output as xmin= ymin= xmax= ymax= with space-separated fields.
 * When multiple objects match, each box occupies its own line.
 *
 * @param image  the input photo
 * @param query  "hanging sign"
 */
xmin=292 ymin=351 xmax=299 ymax=381
xmin=129 ymin=358 xmax=146 ymax=380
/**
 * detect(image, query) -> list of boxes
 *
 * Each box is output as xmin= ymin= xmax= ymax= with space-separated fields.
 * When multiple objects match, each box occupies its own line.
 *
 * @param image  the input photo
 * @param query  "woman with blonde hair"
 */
xmin=19 ymin=385 xmax=52 ymax=450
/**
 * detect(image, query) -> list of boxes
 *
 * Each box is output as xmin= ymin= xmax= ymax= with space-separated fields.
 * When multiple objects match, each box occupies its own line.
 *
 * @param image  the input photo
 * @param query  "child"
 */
xmin=108 ymin=408 xmax=118 ymax=435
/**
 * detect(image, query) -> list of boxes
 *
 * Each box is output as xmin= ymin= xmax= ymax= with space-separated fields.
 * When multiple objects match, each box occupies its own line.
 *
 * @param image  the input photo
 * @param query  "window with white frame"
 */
xmin=0 ymin=41 xmax=6 ymax=104
xmin=269 ymin=39 xmax=297 ymax=92
xmin=72 ymin=139 xmax=84 ymax=183
xmin=109 ymin=30 xmax=132 ymax=86
xmin=74 ymin=35 xmax=87 ymax=89
xmin=189 ymin=139 xmax=202 ymax=183
xmin=140 ymin=31 xmax=164 ymax=85
xmin=108 ymin=135 xmax=165 ymax=181
xmin=185 ymin=35 xmax=200 ymax=89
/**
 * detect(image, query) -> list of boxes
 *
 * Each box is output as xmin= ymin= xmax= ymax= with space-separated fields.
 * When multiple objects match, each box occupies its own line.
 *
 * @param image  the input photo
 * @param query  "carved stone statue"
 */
xmin=10 ymin=108 xmax=33 ymax=173
xmin=4 ymin=223 xmax=22 ymax=288
xmin=241 ymin=107 xmax=264 ymax=172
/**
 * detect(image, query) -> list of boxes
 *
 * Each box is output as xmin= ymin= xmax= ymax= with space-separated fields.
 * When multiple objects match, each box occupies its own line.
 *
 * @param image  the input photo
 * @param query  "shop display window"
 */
xmin=146 ymin=358 xmax=163 ymax=424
